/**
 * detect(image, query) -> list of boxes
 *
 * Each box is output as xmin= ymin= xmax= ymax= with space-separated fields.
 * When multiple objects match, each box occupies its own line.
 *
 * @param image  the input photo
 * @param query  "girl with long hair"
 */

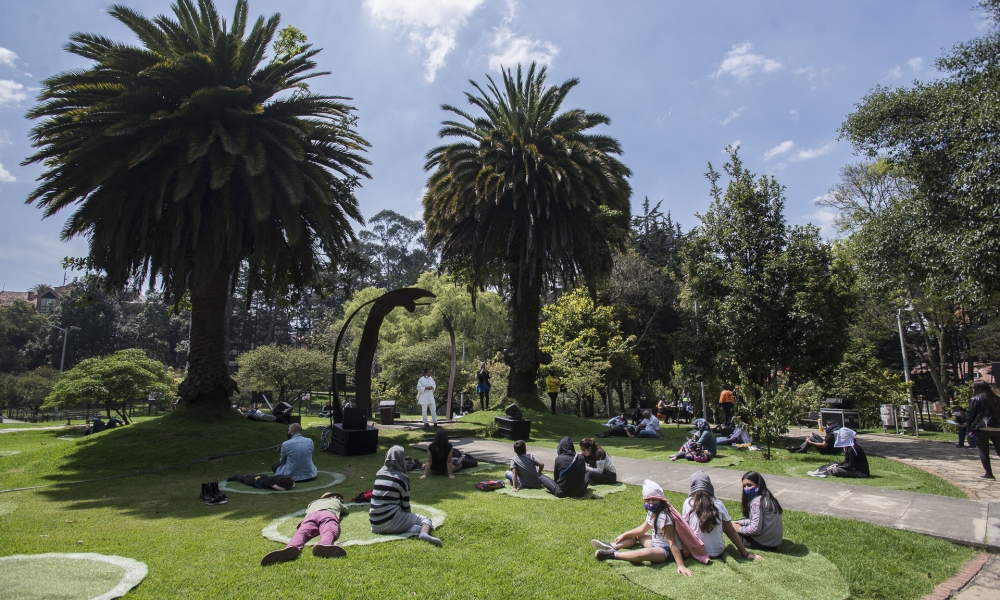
xmin=966 ymin=380 xmax=1000 ymax=480
xmin=681 ymin=471 xmax=758 ymax=560
xmin=733 ymin=471 xmax=784 ymax=550
xmin=579 ymin=438 xmax=617 ymax=485
xmin=421 ymin=428 xmax=462 ymax=479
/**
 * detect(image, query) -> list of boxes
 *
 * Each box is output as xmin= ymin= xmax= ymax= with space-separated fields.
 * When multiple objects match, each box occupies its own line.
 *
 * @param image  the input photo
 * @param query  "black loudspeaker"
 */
xmin=505 ymin=403 xmax=523 ymax=420
xmin=327 ymin=423 xmax=379 ymax=455
xmin=335 ymin=372 xmax=347 ymax=391
xmin=342 ymin=407 xmax=366 ymax=429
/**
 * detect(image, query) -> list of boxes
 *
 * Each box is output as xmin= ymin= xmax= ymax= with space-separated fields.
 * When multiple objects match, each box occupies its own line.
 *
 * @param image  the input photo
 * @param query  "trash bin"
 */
xmin=880 ymin=404 xmax=897 ymax=429
xmin=899 ymin=405 xmax=916 ymax=430
xmin=379 ymin=401 xmax=395 ymax=425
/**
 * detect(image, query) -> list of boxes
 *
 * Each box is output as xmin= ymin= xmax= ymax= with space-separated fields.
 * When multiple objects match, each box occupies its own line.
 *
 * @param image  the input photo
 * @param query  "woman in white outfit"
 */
xmin=416 ymin=368 xmax=437 ymax=426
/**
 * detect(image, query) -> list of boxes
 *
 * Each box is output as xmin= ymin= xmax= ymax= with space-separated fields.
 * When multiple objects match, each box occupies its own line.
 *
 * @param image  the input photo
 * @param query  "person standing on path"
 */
xmin=719 ymin=385 xmax=735 ymax=425
xmin=476 ymin=362 xmax=491 ymax=410
xmin=416 ymin=368 xmax=438 ymax=427
xmin=545 ymin=369 xmax=561 ymax=415
xmin=966 ymin=380 xmax=1000 ymax=481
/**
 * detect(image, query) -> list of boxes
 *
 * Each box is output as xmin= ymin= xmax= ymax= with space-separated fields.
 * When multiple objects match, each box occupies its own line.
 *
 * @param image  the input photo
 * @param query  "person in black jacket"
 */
xmin=966 ymin=380 xmax=1000 ymax=481
xmin=539 ymin=436 xmax=588 ymax=498
xmin=807 ymin=428 xmax=869 ymax=478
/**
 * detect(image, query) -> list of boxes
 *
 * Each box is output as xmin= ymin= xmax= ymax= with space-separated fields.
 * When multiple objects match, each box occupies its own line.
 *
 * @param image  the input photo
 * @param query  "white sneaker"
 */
xmin=591 ymin=539 xmax=614 ymax=551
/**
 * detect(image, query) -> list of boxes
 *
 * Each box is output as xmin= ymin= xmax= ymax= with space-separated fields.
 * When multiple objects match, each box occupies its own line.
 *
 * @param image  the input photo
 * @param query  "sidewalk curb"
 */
xmin=876 ymin=455 xmax=980 ymax=500
xmin=922 ymin=553 xmax=990 ymax=600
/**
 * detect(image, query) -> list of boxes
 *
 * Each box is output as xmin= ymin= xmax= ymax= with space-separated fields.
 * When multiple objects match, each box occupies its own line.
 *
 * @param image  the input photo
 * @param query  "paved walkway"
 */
xmin=417 ymin=438 xmax=1000 ymax=551
xmin=954 ymin=554 xmax=1000 ymax=599
xmin=0 ymin=425 xmax=78 ymax=434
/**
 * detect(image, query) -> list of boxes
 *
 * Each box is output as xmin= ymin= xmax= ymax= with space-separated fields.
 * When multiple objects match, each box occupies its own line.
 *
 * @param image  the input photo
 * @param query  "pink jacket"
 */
xmin=666 ymin=500 xmax=710 ymax=564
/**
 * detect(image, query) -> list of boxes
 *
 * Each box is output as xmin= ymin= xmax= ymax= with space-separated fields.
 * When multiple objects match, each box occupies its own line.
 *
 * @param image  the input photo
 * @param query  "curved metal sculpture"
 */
xmin=330 ymin=287 xmax=436 ymax=422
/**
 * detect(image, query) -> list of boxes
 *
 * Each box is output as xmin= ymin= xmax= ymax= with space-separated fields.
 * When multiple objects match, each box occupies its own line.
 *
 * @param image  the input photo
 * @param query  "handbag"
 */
xmin=475 ymin=480 xmax=505 ymax=491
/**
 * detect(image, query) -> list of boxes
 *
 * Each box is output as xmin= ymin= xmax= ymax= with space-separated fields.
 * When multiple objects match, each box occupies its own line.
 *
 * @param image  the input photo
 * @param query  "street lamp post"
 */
xmin=50 ymin=324 xmax=80 ymax=424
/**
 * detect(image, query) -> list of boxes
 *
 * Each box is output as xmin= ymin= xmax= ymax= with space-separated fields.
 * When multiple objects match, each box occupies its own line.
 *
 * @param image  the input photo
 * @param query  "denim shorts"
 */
xmin=653 ymin=544 xmax=675 ymax=561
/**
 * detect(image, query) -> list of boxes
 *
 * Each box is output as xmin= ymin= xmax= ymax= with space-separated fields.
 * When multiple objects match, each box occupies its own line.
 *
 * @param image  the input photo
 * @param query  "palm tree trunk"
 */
xmin=505 ymin=273 xmax=546 ymax=408
xmin=178 ymin=267 xmax=238 ymax=410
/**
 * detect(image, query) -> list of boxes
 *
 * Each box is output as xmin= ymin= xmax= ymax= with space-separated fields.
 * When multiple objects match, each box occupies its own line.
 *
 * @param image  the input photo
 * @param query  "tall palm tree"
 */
xmin=23 ymin=0 xmax=370 ymax=409
xmin=423 ymin=63 xmax=631 ymax=404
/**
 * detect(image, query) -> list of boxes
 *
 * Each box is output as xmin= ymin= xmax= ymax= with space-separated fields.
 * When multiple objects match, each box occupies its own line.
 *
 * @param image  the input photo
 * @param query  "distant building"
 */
xmin=0 ymin=285 xmax=71 ymax=313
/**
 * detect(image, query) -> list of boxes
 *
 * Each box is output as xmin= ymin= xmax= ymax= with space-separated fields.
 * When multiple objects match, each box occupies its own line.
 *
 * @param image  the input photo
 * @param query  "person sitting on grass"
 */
xmin=539 ymin=436 xmax=588 ymax=498
xmin=261 ymin=492 xmax=349 ymax=565
xmin=421 ymin=428 xmax=462 ymax=479
xmin=716 ymin=415 xmax=752 ymax=446
xmin=733 ymin=471 xmax=784 ymax=551
xmin=788 ymin=421 xmax=842 ymax=455
xmin=807 ymin=428 xmax=869 ymax=478
xmin=606 ymin=413 xmax=627 ymax=428
xmin=637 ymin=410 xmax=662 ymax=439
xmin=670 ymin=419 xmax=717 ymax=462
xmin=370 ymin=445 xmax=442 ymax=546
xmin=590 ymin=479 xmax=709 ymax=574
xmin=579 ymin=438 xmax=617 ymax=486
xmin=681 ymin=471 xmax=759 ymax=561
xmin=273 ymin=423 xmax=318 ymax=482
xmin=505 ymin=440 xmax=545 ymax=492
xmin=227 ymin=473 xmax=296 ymax=491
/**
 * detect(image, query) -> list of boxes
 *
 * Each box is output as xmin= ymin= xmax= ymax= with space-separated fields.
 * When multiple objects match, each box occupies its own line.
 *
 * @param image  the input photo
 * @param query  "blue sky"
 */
xmin=0 ymin=0 xmax=989 ymax=291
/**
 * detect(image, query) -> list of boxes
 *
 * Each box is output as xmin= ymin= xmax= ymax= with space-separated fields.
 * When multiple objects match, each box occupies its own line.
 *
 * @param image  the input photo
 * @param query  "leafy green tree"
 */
xmin=378 ymin=335 xmax=472 ymax=409
xmin=737 ymin=374 xmax=795 ymax=460
xmin=44 ymin=349 xmax=172 ymax=423
xmin=358 ymin=211 xmax=437 ymax=291
xmin=39 ymin=278 xmax=126 ymax=371
xmin=0 ymin=366 xmax=59 ymax=420
xmin=423 ymin=63 xmax=632 ymax=405
xmin=234 ymin=345 xmax=330 ymax=407
xmin=24 ymin=0 xmax=370 ymax=410
xmin=0 ymin=300 xmax=49 ymax=373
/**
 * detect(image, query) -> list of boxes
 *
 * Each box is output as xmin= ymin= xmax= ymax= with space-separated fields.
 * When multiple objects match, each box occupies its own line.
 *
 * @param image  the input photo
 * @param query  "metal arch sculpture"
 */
xmin=330 ymin=287 xmax=436 ymax=423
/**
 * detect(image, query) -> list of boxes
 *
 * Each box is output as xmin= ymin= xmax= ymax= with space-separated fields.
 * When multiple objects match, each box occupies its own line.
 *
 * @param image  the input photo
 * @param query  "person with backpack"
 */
xmin=681 ymin=471 xmax=759 ymax=560
xmin=579 ymin=438 xmax=617 ymax=485
xmin=370 ymin=446 xmax=442 ymax=546
xmin=733 ymin=471 xmax=784 ymax=551
xmin=539 ymin=436 xmax=587 ymax=498
xmin=261 ymin=492 xmax=349 ymax=565
xmin=966 ymin=380 xmax=1000 ymax=480
xmin=505 ymin=439 xmax=545 ymax=492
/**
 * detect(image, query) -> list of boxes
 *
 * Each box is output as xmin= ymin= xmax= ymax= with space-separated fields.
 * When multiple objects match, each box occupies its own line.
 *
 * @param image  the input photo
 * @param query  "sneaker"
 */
xmin=979 ymin=475 xmax=996 ymax=481
xmin=591 ymin=539 xmax=614 ymax=551
xmin=312 ymin=544 xmax=347 ymax=558
xmin=200 ymin=483 xmax=213 ymax=502
xmin=261 ymin=546 xmax=301 ymax=566
xmin=594 ymin=548 xmax=616 ymax=561
xmin=205 ymin=494 xmax=228 ymax=505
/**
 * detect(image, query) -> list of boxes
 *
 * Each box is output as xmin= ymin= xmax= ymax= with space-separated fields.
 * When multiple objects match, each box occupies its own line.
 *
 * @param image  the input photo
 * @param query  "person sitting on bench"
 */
xmin=539 ymin=436 xmax=588 ymax=498
xmin=808 ymin=428 xmax=869 ymax=478
xmin=227 ymin=473 xmax=296 ymax=491
xmin=273 ymin=400 xmax=294 ymax=425
xmin=261 ymin=492 xmax=349 ymax=565
xmin=272 ymin=423 xmax=318 ymax=481
xmin=505 ymin=440 xmax=545 ymax=491
xmin=788 ymin=422 xmax=842 ymax=455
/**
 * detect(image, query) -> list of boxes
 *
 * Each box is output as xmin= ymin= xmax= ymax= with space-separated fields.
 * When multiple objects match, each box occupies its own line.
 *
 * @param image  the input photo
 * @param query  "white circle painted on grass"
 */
xmin=263 ymin=502 xmax=447 ymax=547
xmin=58 ymin=435 xmax=82 ymax=441
xmin=218 ymin=471 xmax=346 ymax=495
xmin=0 ymin=450 xmax=21 ymax=456
xmin=0 ymin=553 xmax=147 ymax=600
xmin=0 ymin=502 xmax=16 ymax=516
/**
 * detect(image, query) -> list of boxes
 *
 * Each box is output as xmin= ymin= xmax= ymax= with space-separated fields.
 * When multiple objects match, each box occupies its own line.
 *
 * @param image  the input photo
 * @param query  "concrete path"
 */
xmin=0 ymin=425 xmax=77 ymax=434
xmin=954 ymin=554 xmax=1000 ymax=599
xmin=418 ymin=438 xmax=1000 ymax=551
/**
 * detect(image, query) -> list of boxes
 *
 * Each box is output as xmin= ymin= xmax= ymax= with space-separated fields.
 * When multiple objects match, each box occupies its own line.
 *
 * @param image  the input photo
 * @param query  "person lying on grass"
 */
xmin=682 ymin=471 xmax=759 ymax=561
xmin=261 ymin=492 xmax=349 ymax=565
xmin=591 ymin=479 xmax=709 ymax=574
xmin=505 ymin=439 xmax=545 ymax=492
xmin=371 ymin=445 xmax=442 ymax=546
xmin=808 ymin=428 xmax=870 ymax=479
xmin=670 ymin=419 xmax=716 ymax=462
xmin=733 ymin=471 xmax=784 ymax=551
xmin=539 ymin=436 xmax=588 ymax=498
xmin=226 ymin=474 xmax=296 ymax=491
xmin=421 ymin=428 xmax=462 ymax=479
xmin=580 ymin=438 xmax=617 ymax=485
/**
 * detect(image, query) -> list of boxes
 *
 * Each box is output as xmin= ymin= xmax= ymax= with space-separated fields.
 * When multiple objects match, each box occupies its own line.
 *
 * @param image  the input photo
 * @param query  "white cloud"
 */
xmin=724 ymin=140 xmax=741 ymax=153
xmin=0 ymin=80 xmax=27 ymax=105
xmin=365 ymin=0 xmax=486 ymax=83
xmin=789 ymin=109 xmax=799 ymax=120
xmin=908 ymin=57 xmax=923 ymax=71
xmin=716 ymin=107 xmax=744 ymax=126
xmin=0 ymin=161 xmax=14 ymax=183
xmin=0 ymin=48 xmax=17 ymax=69
xmin=764 ymin=140 xmax=794 ymax=160
xmin=886 ymin=66 xmax=903 ymax=80
xmin=791 ymin=141 xmax=836 ymax=161
xmin=712 ymin=42 xmax=782 ymax=81
xmin=804 ymin=205 xmax=838 ymax=238
xmin=488 ymin=27 xmax=558 ymax=72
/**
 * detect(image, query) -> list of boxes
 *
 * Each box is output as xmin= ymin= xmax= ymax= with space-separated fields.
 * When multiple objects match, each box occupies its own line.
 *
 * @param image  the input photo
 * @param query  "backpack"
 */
xmin=351 ymin=489 xmax=373 ymax=503
xmin=461 ymin=453 xmax=478 ymax=468
xmin=475 ymin=480 xmax=505 ymax=491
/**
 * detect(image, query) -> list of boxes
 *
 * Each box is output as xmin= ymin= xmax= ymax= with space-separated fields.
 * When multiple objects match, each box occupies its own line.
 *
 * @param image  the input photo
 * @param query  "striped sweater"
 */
xmin=369 ymin=470 xmax=411 ymax=526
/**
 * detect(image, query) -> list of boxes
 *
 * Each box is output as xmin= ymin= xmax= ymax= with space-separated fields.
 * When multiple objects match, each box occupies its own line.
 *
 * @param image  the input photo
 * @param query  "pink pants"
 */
xmin=287 ymin=510 xmax=341 ymax=549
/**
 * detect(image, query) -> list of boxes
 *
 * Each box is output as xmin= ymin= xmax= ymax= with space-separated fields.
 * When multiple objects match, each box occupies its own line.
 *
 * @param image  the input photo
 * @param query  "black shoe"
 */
xmin=787 ymin=447 xmax=800 ymax=453
xmin=979 ymin=475 xmax=996 ymax=481
xmin=594 ymin=548 xmax=616 ymax=561
xmin=200 ymin=483 xmax=213 ymax=502
xmin=312 ymin=544 xmax=347 ymax=558
xmin=261 ymin=546 xmax=301 ymax=566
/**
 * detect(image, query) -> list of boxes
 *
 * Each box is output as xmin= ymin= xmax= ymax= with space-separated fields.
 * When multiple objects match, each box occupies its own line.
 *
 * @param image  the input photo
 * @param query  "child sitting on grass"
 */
xmin=733 ymin=471 xmax=784 ymax=551
xmin=505 ymin=440 xmax=545 ymax=492
xmin=590 ymin=479 xmax=709 ymax=574
xmin=260 ymin=492 xmax=348 ymax=565
xmin=670 ymin=419 xmax=717 ymax=462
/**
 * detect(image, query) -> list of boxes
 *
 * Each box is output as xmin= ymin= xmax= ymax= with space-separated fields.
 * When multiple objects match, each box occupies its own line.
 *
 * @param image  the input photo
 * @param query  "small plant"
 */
xmin=481 ymin=420 xmax=503 ymax=439
xmin=737 ymin=372 xmax=795 ymax=460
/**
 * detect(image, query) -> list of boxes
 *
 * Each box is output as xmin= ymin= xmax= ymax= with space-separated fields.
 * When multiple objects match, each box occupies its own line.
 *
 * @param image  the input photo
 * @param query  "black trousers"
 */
xmin=721 ymin=402 xmax=734 ymax=424
xmin=479 ymin=390 xmax=490 ymax=410
xmin=585 ymin=470 xmax=617 ymax=485
xmin=975 ymin=431 xmax=1000 ymax=478
xmin=548 ymin=392 xmax=558 ymax=414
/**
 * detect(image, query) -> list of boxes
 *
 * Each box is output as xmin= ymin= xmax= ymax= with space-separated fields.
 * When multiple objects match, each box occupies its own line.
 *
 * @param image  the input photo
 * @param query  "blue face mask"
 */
xmin=744 ymin=486 xmax=758 ymax=497
xmin=644 ymin=502 xmax=660 ymax=512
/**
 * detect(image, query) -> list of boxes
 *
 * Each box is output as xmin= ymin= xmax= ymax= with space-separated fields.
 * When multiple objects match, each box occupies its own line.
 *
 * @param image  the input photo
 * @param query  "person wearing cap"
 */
xmin=261 ymin=492 xmax=349 ymax=565
xmin=807 ymin=428 xmax=869 ymax=478
xmin=681 ymin=471 xmax=759 ymax=560
xmin=590 ymin=479 xmax=711 ymax=575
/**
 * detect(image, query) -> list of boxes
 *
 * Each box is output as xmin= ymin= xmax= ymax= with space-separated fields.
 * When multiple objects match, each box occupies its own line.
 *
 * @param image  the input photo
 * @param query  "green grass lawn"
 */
xmin=457 ymin=409 xmax=967 ymax=498
xmin=0 ymin=410 xmax=975 ymax=599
